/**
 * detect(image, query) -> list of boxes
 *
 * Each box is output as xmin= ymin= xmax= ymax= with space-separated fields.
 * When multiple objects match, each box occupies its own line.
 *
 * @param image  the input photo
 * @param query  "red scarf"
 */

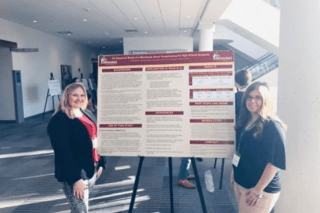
xmin=78 ymin=114 xmax=100 ymax=163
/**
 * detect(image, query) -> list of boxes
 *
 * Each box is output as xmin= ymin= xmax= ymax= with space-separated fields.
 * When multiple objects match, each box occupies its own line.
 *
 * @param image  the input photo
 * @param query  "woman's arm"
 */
xmin=245 ymin=163 xmax=278 ymax=206
xmin=254 ymin=163 xmax=278 ymax=194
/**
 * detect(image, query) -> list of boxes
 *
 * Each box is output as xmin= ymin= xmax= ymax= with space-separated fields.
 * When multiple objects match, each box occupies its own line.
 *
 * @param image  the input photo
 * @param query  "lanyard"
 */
xmin=237 ymin=120 xmax=257 ymax=153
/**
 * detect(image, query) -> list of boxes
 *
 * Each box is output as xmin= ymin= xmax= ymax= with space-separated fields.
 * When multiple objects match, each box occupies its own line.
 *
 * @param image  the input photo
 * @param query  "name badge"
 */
xmin=232 ymin=153 xmax=241 ymax=167
xmin=92 ymin=137 xmax=98 ymax=148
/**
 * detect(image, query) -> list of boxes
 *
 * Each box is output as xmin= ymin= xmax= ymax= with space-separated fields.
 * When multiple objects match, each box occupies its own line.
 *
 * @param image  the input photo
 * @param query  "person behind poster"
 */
xmin=47 ymin=83 xmax=106 ymax=213
xmin=177 ymin=158 xmax=196 ymax=189
xmin=231 ymin=81 xmax=286 ymax=213
xmin=235 ymin=69 xmax=252 ymax=122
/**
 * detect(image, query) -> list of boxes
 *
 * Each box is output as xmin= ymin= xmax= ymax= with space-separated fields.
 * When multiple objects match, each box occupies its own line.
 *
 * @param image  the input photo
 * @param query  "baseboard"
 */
xmin=25 ymin=110 xmax=54 ymax=121
xmin=0 ymin=111 xmax=54 ymax=123
xmin=0 ymin=120 xmax=16 ymax=124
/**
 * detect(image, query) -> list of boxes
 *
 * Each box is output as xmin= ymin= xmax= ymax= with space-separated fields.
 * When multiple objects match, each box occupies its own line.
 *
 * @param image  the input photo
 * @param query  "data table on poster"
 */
xmin=97 ymin=51 xmax=235 ymax=158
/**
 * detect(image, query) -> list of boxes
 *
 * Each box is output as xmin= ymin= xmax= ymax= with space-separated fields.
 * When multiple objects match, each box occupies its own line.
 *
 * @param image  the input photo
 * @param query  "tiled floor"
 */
xmin=0 ymin=115 xmax=237 ymax=213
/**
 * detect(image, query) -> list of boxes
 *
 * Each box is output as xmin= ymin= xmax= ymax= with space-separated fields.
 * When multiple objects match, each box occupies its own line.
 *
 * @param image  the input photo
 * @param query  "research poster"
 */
xmin=98 ymin=51 xmax=235 ymax=158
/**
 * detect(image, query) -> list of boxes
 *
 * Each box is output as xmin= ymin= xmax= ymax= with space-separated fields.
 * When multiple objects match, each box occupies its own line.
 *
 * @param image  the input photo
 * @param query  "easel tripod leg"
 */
xmin=129 ymin=156 xmax=145 ymax=213
xmin=219 ymin=158 xmax=225 ymax=190
xmin=191 ymin=157 xmax=208 ymax=213
xmin=42 ymin=90 xmax=50 ymax=119
xmin=168 ymin=157 xmax=174 ymax=213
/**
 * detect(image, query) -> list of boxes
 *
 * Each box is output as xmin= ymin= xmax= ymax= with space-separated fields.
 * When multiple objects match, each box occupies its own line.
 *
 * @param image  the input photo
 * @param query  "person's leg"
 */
xmin=250 ymin=191 xmax=280 ymax=213
xmin=234 ymin=182 xmax=250 ymax=213
xmin=233 ymin=182 xmax=242 ymax=204
xmin=234 ymin=182 xmax=281 ymax=213
xmin=61 ymin=182 xmax=88 ymax=213
xmin=178 ymin=158 xmax=190 ymax=180
xmin=177 ymin=158 xmax=195 ymax=189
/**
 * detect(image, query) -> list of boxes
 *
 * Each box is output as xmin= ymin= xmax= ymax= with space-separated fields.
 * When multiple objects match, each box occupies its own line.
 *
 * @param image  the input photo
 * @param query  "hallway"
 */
xmin=0 ymin=115 xmax=237 ymax=213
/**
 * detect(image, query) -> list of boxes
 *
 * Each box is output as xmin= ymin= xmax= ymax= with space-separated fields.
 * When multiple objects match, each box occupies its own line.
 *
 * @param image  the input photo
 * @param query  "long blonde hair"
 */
xmin=236 ymin=81 xmax=286 ymax=138
xmin=54 ymin=83 xmax=88 ymax=119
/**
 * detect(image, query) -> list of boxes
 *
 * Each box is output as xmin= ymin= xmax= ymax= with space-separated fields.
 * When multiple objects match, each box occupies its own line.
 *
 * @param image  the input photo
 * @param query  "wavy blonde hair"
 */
xmin=236 ymin=81 xmax=286 ymax=138
xmin=54 ymin=83 xmax=88 ymax=119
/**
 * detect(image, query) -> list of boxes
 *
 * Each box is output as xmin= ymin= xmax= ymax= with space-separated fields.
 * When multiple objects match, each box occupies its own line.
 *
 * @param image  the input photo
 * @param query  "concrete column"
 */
xmin=276 ymin=0 xmax=320 ymax=212
xmin=198 ymin=22 xmax=215 ymax=51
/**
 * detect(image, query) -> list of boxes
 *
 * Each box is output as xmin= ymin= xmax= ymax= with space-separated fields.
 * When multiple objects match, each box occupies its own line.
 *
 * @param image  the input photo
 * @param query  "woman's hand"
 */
xmin=73 ymin=179 xmax=87 ymax=199
xmin=246 ymin=188 xmax=263 ymax=206
xmin=96 ymin=166 xmax=103 ymax=179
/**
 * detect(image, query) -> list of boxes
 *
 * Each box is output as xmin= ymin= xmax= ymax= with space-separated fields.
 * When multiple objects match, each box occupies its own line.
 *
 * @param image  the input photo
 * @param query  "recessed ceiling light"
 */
xmin=134 ymin=18 xmax=138 ymax=20
xmin=83 ymin=19 xmax=87 ymax=22
xmin=184 ymin=30 xmax=187 ymax=33
xmin=67 ymin=33 xmax=71 ymax=35
xmin=33 ymin=20 xmax=37 ymax=23
xmin=187 ymin=16 xmax=190 ymax=18
xmin=144 ymin=31 xmax=148 ymax=34
xmin=106 ymin=32 xmax=108 ymax=35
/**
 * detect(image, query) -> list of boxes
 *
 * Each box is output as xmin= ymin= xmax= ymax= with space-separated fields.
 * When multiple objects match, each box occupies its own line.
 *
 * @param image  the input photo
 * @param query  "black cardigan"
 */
xmin=47 ymin=109 xmax=106 ymax=185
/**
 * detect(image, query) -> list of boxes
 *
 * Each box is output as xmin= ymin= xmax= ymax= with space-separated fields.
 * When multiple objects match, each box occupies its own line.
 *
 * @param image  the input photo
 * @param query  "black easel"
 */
xmin=213 ymin=158 xmax=225 ymax=189
xmin=128 ymin=157 xmax=207 ymax=213
xmin=42 ymin=73 xmax=60 ymax=119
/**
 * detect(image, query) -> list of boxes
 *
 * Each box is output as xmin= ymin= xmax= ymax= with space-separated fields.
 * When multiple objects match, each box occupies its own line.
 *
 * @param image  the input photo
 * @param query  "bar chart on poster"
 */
xmin=97 ymin=51 xmax=235 ymax=158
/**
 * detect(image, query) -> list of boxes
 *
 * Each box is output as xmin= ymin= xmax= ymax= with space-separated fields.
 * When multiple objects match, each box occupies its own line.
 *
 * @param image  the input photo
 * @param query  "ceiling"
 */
xmin=0 ymin=0 xmax=232 ymax=51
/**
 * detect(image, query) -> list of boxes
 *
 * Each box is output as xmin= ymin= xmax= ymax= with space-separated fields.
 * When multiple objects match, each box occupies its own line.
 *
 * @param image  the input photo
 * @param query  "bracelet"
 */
xmin=252 ymin=188 xmax=264 ymax=199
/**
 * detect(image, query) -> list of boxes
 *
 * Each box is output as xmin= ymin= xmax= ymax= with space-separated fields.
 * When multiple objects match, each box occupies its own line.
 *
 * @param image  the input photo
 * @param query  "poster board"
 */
xmin=97 ymin=51 xmax=235 ymax=158
xmin=48 ymin=80 xmax=61 ymax=96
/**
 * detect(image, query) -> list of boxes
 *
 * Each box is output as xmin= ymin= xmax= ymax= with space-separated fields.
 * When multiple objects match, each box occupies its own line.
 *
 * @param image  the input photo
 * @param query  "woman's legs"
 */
xmin=61 ymin=182 xmax=88 ymax=213
xmin=233 ymin=182 xmax=280 ymax=213
xmin=61 ymin=173 xmax=97 ymax=213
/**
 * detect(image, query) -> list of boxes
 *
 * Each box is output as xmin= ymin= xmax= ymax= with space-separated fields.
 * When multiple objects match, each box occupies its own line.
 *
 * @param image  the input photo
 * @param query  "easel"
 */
xmin=42 ymin=73 xmax=60 ymax=119
xmin=213 ymin=158 xmax=225 ymax=190
xmin=128 ymin=157 xmax=208 ymax=213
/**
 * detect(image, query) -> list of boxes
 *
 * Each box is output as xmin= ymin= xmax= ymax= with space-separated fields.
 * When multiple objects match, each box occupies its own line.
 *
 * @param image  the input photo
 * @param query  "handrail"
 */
xmin=237 ymin=52 xmax=278 ymax=80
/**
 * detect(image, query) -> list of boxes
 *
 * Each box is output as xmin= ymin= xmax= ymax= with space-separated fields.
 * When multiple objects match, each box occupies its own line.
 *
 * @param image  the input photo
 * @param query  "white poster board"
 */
xmin=97 ymin=51 xmax=235 ymax=158
xmin=48 ymin=80 xmax=61 ymax=96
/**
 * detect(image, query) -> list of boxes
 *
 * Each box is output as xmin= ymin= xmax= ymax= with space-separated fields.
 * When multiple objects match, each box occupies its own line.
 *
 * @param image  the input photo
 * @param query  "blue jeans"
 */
xmin=178 ymin=158 xmax=191 ymax=180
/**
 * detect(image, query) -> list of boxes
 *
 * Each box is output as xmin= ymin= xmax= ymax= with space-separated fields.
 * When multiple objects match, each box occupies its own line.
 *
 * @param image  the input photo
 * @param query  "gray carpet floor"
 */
xmin=0 ymin=114 xmax=237 ymax=213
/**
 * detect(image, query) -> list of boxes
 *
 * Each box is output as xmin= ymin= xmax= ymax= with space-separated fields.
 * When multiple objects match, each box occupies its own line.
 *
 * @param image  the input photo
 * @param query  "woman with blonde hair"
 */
xmin=231 ymin=81 xmax=286 ymax=213
xmin=47 ymin=82 xmax=106 ymax=213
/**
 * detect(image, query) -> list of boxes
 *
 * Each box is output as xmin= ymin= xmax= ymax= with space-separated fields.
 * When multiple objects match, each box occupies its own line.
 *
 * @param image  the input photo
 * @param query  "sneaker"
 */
xmin=187 ymin=174 xmax=195 ymax=180
xmin=177 ymin=179 xmax=196 ymax=189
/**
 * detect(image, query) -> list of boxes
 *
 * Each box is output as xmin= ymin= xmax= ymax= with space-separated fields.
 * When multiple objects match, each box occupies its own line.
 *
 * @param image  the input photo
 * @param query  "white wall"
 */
xmin=123 ymin=36 xmax=193 ymax=54
xmin=277 ymin=0 xmax=320 ymax=212
xmin=0 ymin=47 xmax=15 ymax=120
xmin=214 ymin=24 xmax=269 ymax=59
xmin=0 ymin=18 xmax=97 ymax=118
xmin=254 ymin=68 xmax=278 ymax=113
xmin=219 ymin=0 xmax=280 ymax=55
